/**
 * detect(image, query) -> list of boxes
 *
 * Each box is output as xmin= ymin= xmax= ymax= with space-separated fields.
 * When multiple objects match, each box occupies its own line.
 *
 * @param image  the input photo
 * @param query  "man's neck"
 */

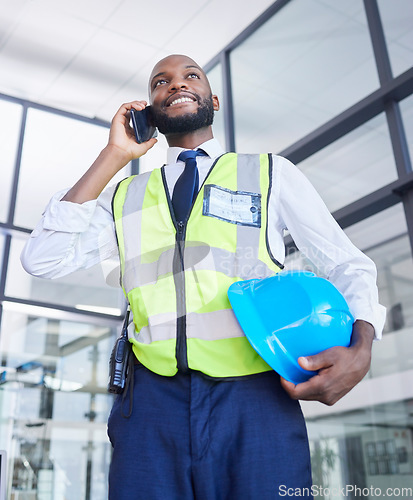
xmin=165 ymin=126 xmax=213 ymax=149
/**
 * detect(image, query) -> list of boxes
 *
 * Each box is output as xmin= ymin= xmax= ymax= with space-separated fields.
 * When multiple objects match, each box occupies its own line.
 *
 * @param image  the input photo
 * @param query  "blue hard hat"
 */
xmin=228 ymin=270 xmax=354 ymax=384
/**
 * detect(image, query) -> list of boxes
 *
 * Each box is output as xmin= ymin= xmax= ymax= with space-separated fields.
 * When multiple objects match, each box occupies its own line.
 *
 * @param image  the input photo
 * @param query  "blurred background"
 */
xmin=0 ymin=0 xmax=412 ymax=498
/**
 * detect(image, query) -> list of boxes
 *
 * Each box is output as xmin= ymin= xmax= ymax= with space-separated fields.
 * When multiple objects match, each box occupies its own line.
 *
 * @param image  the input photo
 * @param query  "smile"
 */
xmin=168 ymin=96 xmax=196 ymax=107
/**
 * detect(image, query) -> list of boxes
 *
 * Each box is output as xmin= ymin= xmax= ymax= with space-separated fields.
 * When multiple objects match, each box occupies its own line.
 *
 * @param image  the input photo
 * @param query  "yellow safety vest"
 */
xmin=112 ymin=153 xmax=283 ymax=377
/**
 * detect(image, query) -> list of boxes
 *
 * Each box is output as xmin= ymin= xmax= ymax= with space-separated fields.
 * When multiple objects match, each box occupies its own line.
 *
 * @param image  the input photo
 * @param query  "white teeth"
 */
xmin=169 ymin=97 xmax=194 ymax=106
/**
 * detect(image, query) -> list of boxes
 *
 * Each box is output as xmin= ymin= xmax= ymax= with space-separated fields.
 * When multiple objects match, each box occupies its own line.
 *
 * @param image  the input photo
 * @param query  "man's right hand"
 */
xmin=107 ymin=100 xmax=157 ymax=164
xmin=61 ymin=101 xmax=157 ymax=204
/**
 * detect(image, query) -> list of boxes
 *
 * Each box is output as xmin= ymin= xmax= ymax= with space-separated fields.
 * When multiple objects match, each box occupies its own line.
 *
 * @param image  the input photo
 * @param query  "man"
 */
xmin=22 ymin=54 xmax=386 ymax=499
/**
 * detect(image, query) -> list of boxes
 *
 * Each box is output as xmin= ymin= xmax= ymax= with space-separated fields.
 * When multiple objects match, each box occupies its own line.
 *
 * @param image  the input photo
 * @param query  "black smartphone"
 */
xmin=130 ymin=107 xmax=157 ymax=143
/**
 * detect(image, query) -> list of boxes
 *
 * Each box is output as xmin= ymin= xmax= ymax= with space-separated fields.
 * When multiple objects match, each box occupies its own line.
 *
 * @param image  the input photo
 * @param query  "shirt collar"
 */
xmin=167 ymin=138 xmax=225 ymax=164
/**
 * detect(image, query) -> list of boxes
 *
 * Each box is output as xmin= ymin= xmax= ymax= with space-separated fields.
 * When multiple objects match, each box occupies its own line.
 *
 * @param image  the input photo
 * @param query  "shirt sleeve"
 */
xmin=268 ymin=155 xmax=386 ymax=339
xmin=20 ymin=185 xmax=119 ymax=279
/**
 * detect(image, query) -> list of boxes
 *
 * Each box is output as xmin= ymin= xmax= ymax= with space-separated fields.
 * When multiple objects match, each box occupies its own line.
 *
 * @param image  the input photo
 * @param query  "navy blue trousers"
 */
xmin=107 ymin=363 xmax=313 ymax=499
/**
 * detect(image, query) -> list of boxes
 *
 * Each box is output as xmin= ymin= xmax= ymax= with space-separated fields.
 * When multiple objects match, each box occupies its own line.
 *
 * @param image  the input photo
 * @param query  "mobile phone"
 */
xmin=130 ymin=107 xmax=157 ymax=143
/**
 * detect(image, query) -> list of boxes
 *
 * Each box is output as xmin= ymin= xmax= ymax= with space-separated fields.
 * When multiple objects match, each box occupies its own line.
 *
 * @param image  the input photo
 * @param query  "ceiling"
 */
xmin=0 ymin=0 xmax=275 ymax=122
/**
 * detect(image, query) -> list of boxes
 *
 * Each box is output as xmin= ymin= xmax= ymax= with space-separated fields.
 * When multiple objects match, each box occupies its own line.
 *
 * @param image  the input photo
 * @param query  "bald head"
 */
xmin=148 ymin=54 xmax=211 ymax=97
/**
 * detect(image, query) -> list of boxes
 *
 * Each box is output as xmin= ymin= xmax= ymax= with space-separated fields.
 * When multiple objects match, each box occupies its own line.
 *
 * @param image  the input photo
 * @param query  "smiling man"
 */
xmin=149 ymin=56 xmax=217 ymax=141
xmin=21 ymin=54 xmax=385 ymax=499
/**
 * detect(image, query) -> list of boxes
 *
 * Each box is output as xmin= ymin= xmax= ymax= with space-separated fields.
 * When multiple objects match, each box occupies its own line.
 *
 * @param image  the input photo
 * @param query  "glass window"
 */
xmin=285 ymin=204 xmax=413 ymax=379
xmin=0 ymin=99 xmax=22 ymax=222
xmin=14 ymin=108 xmax=127 ymax=229
xmin=0 ymin=306 xmax=117 ymax=499
xmin=344 ymin=204 xmax=407 ymax=261
xmin=377 ymin=0 xmax=413 ymax=78
xmin=306 ymin=399 xmax=413 ymax=493
xmin=206 ymin=63 xmax=226 ymax=150
xmin=345 ymin=204 xmax=413 ymax=378
xmin=0 ymin=304 xmax=118 ymax=388
xmin=345 ymin=204 xmax=411 ymax=334
xmin=0 ymin=234 xmax=4 ymax=279
xmin=297 ymin=113 xmax=398 ymax=212
xmin=6 ymin=235 xmax=123 ymax=313
xmin=400 ymin=94 xmax=413 ymax=168
xmin=231 ymin=0 xmax=380 ymax=153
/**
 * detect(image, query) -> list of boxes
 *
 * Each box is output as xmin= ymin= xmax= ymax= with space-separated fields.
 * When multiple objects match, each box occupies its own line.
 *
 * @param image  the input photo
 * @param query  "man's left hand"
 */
xmin=280 ymin=320 xmax=375 ymax=406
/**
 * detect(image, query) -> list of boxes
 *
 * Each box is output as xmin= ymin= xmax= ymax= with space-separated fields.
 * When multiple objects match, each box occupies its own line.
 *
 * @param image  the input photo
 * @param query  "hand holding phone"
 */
xmin=130 ymin=107 xmax=157 ymax=144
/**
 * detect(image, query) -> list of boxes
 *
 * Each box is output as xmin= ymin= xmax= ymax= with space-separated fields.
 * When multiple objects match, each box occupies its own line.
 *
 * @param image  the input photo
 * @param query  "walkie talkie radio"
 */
xmin=108 ymin=307 xmax=132 ymax=394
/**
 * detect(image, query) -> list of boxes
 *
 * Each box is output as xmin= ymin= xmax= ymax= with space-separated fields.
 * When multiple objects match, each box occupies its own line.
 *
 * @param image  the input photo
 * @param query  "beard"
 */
xmin=151 ymin=94 xmax=214 ymax=135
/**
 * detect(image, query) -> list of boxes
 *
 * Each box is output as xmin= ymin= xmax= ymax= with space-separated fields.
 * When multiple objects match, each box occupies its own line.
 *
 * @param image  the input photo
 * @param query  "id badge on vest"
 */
xmin=203 ymin=184 xmax=261 ymax=228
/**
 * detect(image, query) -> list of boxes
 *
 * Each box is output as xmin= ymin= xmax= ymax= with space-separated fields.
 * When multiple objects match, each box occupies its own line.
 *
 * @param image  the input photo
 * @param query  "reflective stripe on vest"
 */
xmin=112 ymin=153 xmax=283 ymax=377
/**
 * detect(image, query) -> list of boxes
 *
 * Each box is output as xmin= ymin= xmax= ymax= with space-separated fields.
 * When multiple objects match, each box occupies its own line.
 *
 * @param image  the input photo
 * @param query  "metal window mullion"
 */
xmin=203 ymin=0 xmax=293 ymax=153
xmin=1 ymin=295 xmax=123 ymax=324
xmin=364 ymin=0 xmax=393 ymax=84
xmin=0 ymin=222 xmax=31 ymax=236
xmin=0 ymin=104 xmax=27 ymax=338
xmin=364 ymin=0 xmax=413 ymax=260
xmin=364 ymin=0 xmax=412 ymax=173
xmin=401 ymin=192 xmax=413 ymax=257
xmin=0 ymin=236 xmax=11 ymax=350
xmin=0 ymin=301 xmax=3 ymax=364
xmin=279 ymin=68 xmax=413 ymax=164
xmin=7 ymin=103 xmax=28 ymax=225
xmin=0 ymin=91 xmax=110 ymax=128
xmin=284 ymin=171 xmax=413 ymax=256
xmin=0 ymin=236 xmax=11 ymax=306
xmin=204 ymin=0 xmax=291 ymax=73
xmin=385 ymin=101 xmax=412 ymax=175
xmin=221 ymin=51 xmax=236 ymax=152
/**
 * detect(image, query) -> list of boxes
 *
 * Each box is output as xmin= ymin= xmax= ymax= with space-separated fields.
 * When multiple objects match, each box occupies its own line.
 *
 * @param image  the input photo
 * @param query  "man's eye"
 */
xmin=188 ymin=73 xmax=200 ymax=79
xmin=154 ymin=79 xmax=167 ymax=88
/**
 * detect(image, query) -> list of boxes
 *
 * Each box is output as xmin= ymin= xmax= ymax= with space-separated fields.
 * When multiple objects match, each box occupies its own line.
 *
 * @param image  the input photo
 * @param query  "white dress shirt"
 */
xmin=21 ymin=138 xmax=386 ymax=338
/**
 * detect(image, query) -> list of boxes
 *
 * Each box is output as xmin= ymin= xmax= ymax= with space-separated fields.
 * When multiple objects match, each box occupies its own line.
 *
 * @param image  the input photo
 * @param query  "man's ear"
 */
xmin=212 ymin=94 xmax=220 ymax=111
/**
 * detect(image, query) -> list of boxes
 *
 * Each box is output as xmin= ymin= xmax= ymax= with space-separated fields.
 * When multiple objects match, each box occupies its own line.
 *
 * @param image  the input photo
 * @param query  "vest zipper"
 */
xmin=161 ymin=168 xmax=189 ymax=373
xmin=160 ymin=156 xmax=225 ymax=373
xmin=175 ymin=220 xmax=189 ymax=372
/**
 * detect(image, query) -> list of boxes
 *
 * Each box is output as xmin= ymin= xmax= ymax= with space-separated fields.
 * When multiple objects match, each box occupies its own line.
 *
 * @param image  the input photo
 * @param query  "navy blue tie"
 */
xmin=172 ymin=149 xmax=208 ymax=222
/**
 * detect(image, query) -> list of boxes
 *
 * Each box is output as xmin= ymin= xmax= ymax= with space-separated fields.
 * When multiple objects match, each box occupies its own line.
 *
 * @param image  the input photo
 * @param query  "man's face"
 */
xmin=148 ymin=55 xmax=219 ymax=135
